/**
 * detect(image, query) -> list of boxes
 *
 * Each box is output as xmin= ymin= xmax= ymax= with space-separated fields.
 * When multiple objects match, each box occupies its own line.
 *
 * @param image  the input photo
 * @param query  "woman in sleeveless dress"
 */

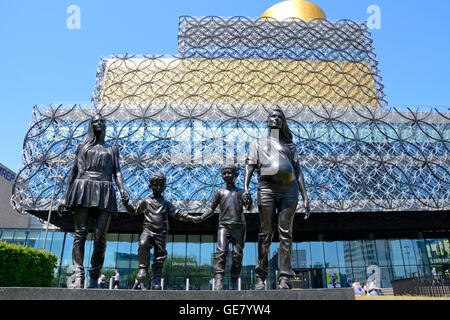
xmin=61 ymin=113 xmax=129 ymax=288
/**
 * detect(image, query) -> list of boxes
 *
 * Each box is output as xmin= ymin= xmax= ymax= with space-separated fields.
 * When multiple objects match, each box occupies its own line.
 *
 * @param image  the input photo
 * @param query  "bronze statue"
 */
xmin=242 ymin=106 xmax=310 ymax=290
xmin=193 ymin=164 xmax=252 ymax=290
xmin=122 ymin=171 xmax=199 ymax=290
xmin=60 ymin=113 xmax=129 ymax=288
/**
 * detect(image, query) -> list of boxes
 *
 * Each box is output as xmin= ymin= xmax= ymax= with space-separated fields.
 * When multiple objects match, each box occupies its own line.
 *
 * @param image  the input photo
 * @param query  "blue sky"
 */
xmin=0 ymin=0 xmax=449 ymax=171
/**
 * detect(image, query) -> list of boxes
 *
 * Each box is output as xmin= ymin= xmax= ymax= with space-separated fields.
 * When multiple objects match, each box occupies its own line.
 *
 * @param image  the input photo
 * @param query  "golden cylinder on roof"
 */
xmin=260 ymin=0 xmax=326 ymax=21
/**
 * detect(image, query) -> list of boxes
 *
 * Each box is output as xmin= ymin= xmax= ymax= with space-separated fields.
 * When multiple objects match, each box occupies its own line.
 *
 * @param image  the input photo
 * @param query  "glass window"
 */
xmin=363 ymin=240 xmax=378 ymax=266
xmin=116 ymin=234 xmax=132 ymax=269
xmin=310 ymin=242 xmax=324 ymax=268
xmin=339 ymin=267 xmax=353 ymax=287
xmin=340 ymin=241 xmax=352 ymax=269
xmin=35 ymin=231 xmax=46 ymax=250
xmin=25 ymin=231 xmax=41 ymax=249
xmin=379 ymin=267 xmax=393 ymax=288
xmin=49 ymin=232 xmax=65 ymax=265
xmin=116 ymin=234 xmax=133 ymax=288
xmin=391 ymin=265 xmax=406 ymax=280
xmin=404 ymin=264 xmax=419 ymax=278
xmin=400 ymin=239 xmax=417 ymax=266
xmin=84 ymin=234 xmax=94 ymax=268
xmin=375 ymin=239 xmax=391 ymax=266
xmin=352 ymin=267 xmax=368 ymax=285
xmin=269 ymin=242 xmax=280 ymax=272
xmin=242 ymin=242 xmax=257 ymax=290
xmin=388 ymin=239 xmax=405 ymax=266
xmin=61 ymin=233 xmax=74 ymax=271
xmin=349 ymin=241 xmax=365 ymax=267
xmin=414 ymin=239 xmax=430 ymax=265
xmin=13 ymin=231 xmax=28 ymax=246
xmin=130 ymin=233 xmax=140 ymax=271
xmin=172 ymin=234 xmax=187 ymax=271
xmin=187 ymin=235 xmax=200 ymax=266
xmin=295 ymin=242 xmax=311 ymax=268
xmin=103 ymin=233 xmax=118 ymax=270
xmin=0 ymin=231 xmax=16 ymax=243
xmin=442 ymin=239 xmax=450 ymax=259
xmin=200 ymin=235 xmax=215 ymax=266
xmin=324 ymin=241 xmax=339 ymax=268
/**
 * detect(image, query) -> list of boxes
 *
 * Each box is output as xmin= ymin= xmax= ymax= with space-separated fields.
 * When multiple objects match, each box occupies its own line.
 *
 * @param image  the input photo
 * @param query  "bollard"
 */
xmin=109 ymin=277 xmax=113 ymax=289
xmin=186 ymin=278 xmax=190 ymax=291
xmin=238 ymin=277 xmax=241 ymax=291
xmin=161 ymin=278 xmax=164 ymax=290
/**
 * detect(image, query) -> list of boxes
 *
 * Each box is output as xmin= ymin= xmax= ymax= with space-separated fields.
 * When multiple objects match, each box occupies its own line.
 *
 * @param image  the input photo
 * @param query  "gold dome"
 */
xmin=260 ymin=0 xmax=326 ymax=21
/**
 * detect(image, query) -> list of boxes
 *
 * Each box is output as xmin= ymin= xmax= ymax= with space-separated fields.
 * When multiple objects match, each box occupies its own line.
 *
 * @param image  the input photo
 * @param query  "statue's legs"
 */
xmin=213 ymin=227 xmax=229 ymax=290
xmin=255 ymin=201 xmax=275 ymax=289
xmin=88 ymin=209 xmax=111 ymax=287
xmin=72 ymin=207 xmax=90 ymax=288
xmin=277 ymin=198 xmax=298 ymax=289
xmin=150 ymin=232 xmax=167 ymax=290
xmin=136 ymin=229 xmax=153 ymax=281
xmin=230 ymin=226 xmax=246 ymax=290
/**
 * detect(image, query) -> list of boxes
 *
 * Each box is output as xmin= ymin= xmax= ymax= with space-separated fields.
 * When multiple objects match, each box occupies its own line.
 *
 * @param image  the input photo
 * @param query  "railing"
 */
xmin=392 ymin=275 xmax=450 ymax=297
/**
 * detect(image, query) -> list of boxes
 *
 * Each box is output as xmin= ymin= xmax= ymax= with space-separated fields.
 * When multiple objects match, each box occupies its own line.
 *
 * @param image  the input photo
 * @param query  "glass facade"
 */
xmin=1 ymin=228 xmax=449 ymax=290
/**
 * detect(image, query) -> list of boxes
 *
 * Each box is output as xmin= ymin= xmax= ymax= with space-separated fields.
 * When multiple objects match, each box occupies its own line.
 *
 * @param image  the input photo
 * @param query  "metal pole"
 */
xmin=161 ymin=278 xmax=164 ymax=290
xmin=42 ymin=160 xmax=62 ymax=251
xmin=55 ymin=232 xmax=67 ymax=287
xmin=238 ymin=277 xmax=241 ymax=291
xmin=186 ymin=278 xmax=189 ymax=291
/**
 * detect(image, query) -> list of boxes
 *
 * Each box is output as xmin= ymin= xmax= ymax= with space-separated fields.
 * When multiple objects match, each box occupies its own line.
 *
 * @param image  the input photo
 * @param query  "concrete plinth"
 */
xmin=0 ymin=287 xmax=354 ymax=300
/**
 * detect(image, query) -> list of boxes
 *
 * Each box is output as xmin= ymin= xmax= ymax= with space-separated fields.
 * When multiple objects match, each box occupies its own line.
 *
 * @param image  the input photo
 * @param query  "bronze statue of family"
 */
xmin=59 ymin=106 xmax=310 ymax=290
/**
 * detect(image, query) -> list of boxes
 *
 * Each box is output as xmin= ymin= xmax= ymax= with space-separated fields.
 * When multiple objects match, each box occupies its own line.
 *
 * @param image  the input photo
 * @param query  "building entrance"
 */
xmin=293 ymin=268 xmax=324 ymax=289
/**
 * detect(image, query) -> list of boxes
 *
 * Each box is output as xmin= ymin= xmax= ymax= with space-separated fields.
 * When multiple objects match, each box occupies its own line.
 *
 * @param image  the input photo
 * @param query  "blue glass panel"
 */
xmin=200 ymin=235 xmax=214 ymax=267
xmin=375 ymin=239 xmax=391 ymax=266
xmin=310 ymin=242 xmax=324 ymax=268
xmin=49 ymin=232 xmax=65 ymax=265
xmin=324 ymin=241 xmax=339 ymax=268
xmin=349 ymin=241 xmax=365 ymax=267
xmin=25 ymin=231 xmax=41 ymax=249
xmin=0 ymin=231 xmax=15 ymax=243
xmin=103 ymin=233 xmax=118 ymax=270
xmin=388 ymin=239 xmax=405 ymax=266
xmin=187 ymin=235 xmax=200 ymax=266
xmin=400 ymin=239 xmax=417 ymax=266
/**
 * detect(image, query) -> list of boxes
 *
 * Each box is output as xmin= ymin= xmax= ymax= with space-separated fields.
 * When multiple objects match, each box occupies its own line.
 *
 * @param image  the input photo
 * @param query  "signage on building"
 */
xmin=0 ymin=164 xmax=15 ymax=183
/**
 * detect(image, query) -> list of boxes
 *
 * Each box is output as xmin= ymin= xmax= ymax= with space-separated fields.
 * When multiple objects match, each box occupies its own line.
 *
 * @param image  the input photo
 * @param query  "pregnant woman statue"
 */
xmin=60 ymin=113 xmax=129 ymax=288
xmin=242 ymin=106 xmax=310 ymax=290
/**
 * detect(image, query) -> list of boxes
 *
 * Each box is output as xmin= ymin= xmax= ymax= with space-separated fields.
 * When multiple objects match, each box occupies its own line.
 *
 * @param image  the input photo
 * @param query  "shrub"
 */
xmin=0 ymin=241 xmax=58 ymax=287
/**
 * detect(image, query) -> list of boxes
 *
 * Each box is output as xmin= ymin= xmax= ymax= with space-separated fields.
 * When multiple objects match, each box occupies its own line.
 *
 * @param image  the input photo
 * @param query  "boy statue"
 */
xmin=194 ymin=165 xmax=253 ymax=290
xmin=122 ymin=171 xmax=198 ymax=290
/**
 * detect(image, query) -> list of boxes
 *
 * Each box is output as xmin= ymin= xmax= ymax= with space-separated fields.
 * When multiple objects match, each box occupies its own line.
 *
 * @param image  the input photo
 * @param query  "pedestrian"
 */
xmin=431 ymin=267 xmax=439 ymax=286
xmin=368 ymin=279 xmax=382 ymax=295
xmin=112 ymin=269 xmax=120 ymax=289
xmin=98 ymin=274 xmax=106 ymax=289
xmin=353 ymin=280 xmax=365 ymax=295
